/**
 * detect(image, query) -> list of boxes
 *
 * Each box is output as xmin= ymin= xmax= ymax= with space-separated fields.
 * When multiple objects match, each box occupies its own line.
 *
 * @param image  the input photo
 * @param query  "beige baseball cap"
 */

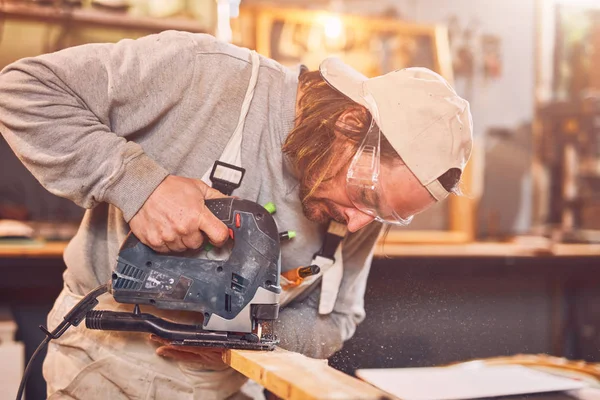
xmin=319 ymin=57 xmax=473 ymax=201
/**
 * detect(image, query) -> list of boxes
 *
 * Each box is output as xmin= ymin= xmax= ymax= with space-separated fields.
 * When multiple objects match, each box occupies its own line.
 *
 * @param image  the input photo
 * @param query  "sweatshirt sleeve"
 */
xmin=0 ymin=31 xmax=203 ymax=221
xmin=274 ymin=221 xmax=383 ymax=359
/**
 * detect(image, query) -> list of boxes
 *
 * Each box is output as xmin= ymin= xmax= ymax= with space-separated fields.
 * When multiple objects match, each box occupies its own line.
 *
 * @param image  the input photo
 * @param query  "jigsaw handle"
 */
xmin=204 ymin=198 xmax=235 ymax=223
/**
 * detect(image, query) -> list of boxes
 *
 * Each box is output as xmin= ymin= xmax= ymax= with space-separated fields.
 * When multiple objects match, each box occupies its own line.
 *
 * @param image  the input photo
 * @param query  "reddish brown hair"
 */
xmin=283 ymin=71 xmax=400 ymax=201
xmin=282 ymin=70 xmax=462 ymax=201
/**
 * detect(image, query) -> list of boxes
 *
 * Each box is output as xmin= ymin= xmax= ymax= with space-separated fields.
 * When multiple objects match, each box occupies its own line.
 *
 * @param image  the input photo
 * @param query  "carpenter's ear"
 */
xmin=335 ymin=106 xmax=367 ymax=132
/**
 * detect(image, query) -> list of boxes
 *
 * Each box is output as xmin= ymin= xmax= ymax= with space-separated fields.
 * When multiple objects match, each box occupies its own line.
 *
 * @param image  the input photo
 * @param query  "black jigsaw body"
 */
xmin=85 ymin=198 xmax=282 ymax=350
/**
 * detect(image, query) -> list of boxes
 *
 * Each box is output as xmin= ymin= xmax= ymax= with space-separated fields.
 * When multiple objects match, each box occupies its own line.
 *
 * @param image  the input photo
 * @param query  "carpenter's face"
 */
xmin=300 ymin=146 xmax=435 ymax=232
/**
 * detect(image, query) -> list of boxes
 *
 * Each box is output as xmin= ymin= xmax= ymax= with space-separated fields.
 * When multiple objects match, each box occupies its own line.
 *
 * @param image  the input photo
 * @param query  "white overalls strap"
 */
xmin=199 ymin=49 xmax=347 ymax=315
xmin=201 ymin=50 xmax=260 ymax=184
xmin=280 ymin=223 xmax=347 ymax=315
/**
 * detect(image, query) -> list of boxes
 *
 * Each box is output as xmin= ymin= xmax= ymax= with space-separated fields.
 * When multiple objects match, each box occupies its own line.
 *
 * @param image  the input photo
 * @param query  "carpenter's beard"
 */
xmin=298 ymin=180 xmax=347 ymax=225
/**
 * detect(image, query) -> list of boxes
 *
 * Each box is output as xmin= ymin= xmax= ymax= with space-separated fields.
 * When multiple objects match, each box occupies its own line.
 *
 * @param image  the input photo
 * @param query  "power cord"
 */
xmin=15 ymin=283 xmax=109 ymax=400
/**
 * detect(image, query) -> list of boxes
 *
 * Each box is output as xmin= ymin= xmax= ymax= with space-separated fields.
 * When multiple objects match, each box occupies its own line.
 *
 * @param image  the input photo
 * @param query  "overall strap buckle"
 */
xmin=313 ymin=221 xmax=347 ymax=262
xmin=209 ymin=161 xmax=246 ymax=196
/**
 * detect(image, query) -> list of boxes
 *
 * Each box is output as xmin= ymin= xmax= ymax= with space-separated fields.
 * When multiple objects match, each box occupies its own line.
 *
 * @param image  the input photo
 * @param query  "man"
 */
xmin=0 ymin=30 xmax=472 ymax=399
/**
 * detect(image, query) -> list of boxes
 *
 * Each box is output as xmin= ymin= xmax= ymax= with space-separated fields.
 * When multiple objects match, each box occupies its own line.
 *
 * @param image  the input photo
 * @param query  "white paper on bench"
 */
xmin=356 ymin=364 xmax=587 ymax=400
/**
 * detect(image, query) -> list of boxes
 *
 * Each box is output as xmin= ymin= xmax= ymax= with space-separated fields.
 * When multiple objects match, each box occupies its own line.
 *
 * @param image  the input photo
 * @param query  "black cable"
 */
xmin=15 ymin=283 xmax=109 ymax=400
xmin=15 ymin=336 xmax=51 ymax=400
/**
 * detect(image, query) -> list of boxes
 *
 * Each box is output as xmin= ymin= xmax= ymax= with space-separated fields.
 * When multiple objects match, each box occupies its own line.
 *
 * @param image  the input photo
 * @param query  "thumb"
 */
xmin=205 ymin=187 xmax=230 ymax=200
xmin=156 ymin=347 xmax=198 ymax=361
xmin=149 ymin=334 xmax=172 ymax=346
xmin=192 ymin=179 xmax=229 ymax=199
xmin=198 ymin=208 xmax=229 ymax=247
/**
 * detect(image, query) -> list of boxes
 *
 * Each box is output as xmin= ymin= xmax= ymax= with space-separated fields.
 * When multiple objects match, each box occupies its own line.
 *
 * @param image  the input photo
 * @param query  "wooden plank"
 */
xmin=223 ymin=348 xmax=395 ymax=400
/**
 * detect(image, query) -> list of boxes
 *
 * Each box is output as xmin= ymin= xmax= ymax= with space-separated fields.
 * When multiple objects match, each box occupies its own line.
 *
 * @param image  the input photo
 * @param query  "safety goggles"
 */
xmin=345 ymin=117 xmax=414 ymax=226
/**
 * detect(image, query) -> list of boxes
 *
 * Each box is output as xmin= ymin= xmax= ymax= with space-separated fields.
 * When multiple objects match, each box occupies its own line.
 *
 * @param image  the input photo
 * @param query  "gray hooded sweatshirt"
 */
xmin=0 ymin=30 xmax=381 ymax=359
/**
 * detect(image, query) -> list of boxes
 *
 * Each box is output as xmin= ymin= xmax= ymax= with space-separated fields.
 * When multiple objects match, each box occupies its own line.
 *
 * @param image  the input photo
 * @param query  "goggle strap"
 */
xmin=314 ymin=221 xmax=347 ymax=261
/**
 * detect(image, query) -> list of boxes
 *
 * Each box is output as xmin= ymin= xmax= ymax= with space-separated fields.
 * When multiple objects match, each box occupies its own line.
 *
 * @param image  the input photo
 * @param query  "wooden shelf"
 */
xmin=0 ymin=240 xmax=67 ymax=258
xmin=374 ymin=241 xmax=600 ymax=258
xmin=0 ymin=239 xmax=598 ymax=260
xmin=0 ymin=1 xmax=210 ymax=33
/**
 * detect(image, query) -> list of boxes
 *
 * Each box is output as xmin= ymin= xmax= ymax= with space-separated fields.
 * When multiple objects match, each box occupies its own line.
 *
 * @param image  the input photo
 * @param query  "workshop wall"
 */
xmin=403 ymin=0 xmax=536 ymax=137
xmin=273 ymin=0 xmax=539 ymax=236
xmin=395 ymin=0 xmax=538 ymax=237
xmin=276 ymin=0 xmax=537 ymax=137
xmin=0 ymin=1 xmax=539 ymax=236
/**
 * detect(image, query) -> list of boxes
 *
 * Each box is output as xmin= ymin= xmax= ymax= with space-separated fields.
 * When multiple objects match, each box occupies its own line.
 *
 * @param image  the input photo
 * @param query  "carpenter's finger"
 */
xmin=181 ymin=229 xmax=205 ymax=250
xmin=198 ymin=211 xmax=229 ymax=247
xmin=156 ymin=346 xmax=227 ymax=369
xmin=164 ymin=233 xmax=187 ymax=253
xmin=156 ymin=347 xmax=201 ymax=361
xmin=205 ymin=187 xmax=230 ymax=199
xmin=144 ymin=233 xmax=170 ymax=253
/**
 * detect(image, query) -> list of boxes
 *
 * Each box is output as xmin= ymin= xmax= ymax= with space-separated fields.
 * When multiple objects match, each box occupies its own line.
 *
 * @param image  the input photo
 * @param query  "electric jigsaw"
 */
xmin=16 ymin=195 xmax=336 ymax=400
xmin=85 ymin=197 xmax=282 ymax=350
xmin=16 ymin=197 xmax=284 ymax=400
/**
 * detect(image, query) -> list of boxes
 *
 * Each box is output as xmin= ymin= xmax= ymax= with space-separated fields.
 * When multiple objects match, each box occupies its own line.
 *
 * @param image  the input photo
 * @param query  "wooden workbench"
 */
xmin=1 ymin=239 xmax=599 ymax=259
xmin=0 ymin=240 xmax=67 ymax=258
xmin=375 ymin=241 xmax=600 ymax=257
xmin=1 ymin=238 xmax=599 ymax=400
xmin=0 ymin=239 xmax=394 ymax=399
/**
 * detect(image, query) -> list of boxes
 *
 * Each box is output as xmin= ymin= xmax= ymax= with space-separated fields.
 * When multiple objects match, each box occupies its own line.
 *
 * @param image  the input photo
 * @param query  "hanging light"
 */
xmin=324 ymin=14 xmax=343 ymax=39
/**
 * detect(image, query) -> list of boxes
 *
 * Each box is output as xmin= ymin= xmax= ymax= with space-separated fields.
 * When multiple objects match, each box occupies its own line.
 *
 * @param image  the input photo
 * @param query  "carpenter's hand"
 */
xmin=129 ymin=175 xmax=229 ymax=253
xmin=149 ymin=334 xmax=228 ymax=370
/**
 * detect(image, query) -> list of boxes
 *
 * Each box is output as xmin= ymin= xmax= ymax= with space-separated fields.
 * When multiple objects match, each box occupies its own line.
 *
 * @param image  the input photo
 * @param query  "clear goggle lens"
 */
xmin=345 ymin=119 xmax=414 ymax=226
